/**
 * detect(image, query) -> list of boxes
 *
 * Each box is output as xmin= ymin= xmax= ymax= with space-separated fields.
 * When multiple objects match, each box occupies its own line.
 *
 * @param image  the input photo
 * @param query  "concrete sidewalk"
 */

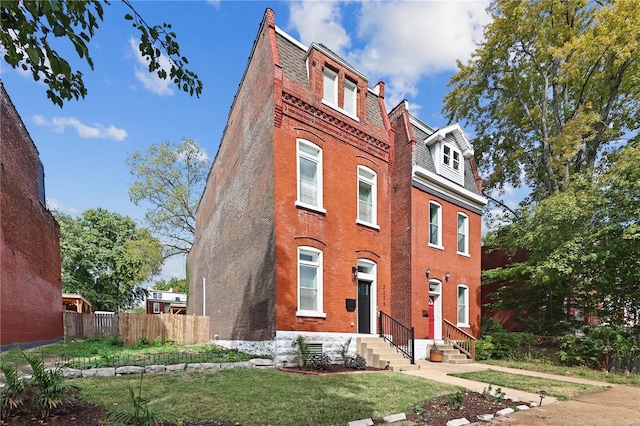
xmin=402 ymin=361 xmax=615 ymax=406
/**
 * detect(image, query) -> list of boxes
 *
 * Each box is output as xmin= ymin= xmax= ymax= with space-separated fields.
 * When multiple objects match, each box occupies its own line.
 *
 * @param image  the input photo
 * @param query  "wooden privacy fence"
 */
xmin=119 ymin=312 xmax=209 ymax=346
xmin=64 ymin=312 xmax=118 ymax=340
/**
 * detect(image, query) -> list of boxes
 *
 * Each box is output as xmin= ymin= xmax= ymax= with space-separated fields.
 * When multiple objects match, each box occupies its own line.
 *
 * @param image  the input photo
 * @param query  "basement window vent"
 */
xmin=307 ymin=343 xmax=323 ymax=356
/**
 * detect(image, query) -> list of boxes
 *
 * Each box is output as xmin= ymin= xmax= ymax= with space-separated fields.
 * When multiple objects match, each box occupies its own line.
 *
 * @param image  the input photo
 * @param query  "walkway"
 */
xmin=402 ymin=361 xmax=640 ymax=425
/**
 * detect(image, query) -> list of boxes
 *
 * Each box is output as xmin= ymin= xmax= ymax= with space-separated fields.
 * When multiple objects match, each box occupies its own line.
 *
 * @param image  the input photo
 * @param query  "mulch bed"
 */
xmin=279 ymin=363 xmax=388 ymax=375
xmin=408 ymin=390 xmax=519 ymax=426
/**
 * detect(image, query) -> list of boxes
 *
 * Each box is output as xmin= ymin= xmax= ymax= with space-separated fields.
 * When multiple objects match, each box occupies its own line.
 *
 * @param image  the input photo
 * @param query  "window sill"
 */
xmin=356 ymin=220 xmax=380 ymax=230
xmin=296 ymin=310 xmax=327 ymax=319
xmin=322 ymin=99 xmax=360 ymax=122
xmin=429 ymin=243 xmax=444 ymax=251
xmin=295 ymin=201 xmax=327 ymax=215
xmin=457 ymin=324 xmax=470 ymax=329
xmin=457 ymin=251 xmax=471 ymax=258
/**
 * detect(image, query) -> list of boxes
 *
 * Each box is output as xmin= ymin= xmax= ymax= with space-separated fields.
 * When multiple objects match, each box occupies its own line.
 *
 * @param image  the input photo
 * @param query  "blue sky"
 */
xmin=2 ymin=0 xmax=503 ymax=282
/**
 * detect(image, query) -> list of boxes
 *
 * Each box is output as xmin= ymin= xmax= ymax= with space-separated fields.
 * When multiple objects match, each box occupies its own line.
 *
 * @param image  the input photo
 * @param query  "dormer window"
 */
xmin=323 ymin=68 xmax=338 ymax=107
xmin=443 ymin=143 xmax=461 ymax=172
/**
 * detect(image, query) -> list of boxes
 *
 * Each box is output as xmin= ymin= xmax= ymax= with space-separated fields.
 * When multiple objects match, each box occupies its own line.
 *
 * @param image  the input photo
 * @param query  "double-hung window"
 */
xmin=457 ymin=213 xmax=469 ymax=255
xmin=357 ymin=166 xmax=377 ymax=227
xmin=323 ymin=68 xmax=338 ymax=108
xmin=457 ymin=285 xmax=469 ymax=327
xmin=153 ymin=302 xmax=160 ymax=314
xmin=429 ymin=201 xmax=442 ymax=248
xmin=443 ymin=143 xmax=461 ymax=172
xmin=297 ymin=140 xmax=323 ymax=211
xmin=344 ymin=78 xmax=357 ymax=116
xmin=297 ymin=247 xmax=325 ymax=317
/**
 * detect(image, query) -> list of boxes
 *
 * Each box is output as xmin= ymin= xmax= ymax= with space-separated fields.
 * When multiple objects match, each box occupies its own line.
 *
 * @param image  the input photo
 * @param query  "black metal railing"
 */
xmin=379 ymin=311 xmax=415 ymax=364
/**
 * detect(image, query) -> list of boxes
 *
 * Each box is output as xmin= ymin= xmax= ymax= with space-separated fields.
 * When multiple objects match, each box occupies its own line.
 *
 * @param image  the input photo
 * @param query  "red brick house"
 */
xmin=188 ymin=9 xmax=485 ymax=365
xmin=1 ymin=82 xmax=63 ymax=350
xmin=146 ymin=289 xmax=187 ymax=315
xmin=389 ymin=102 xmax=486 ymax=357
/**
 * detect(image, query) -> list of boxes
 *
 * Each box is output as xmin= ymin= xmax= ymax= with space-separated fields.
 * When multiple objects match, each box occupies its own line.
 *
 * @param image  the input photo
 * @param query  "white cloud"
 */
xmin=288 ymin=2 xmax=351 ymax=55
xmin=128 ymin=38 xmax=173 ymax=96
xmin=287 ymin=1 xmax=491 ymax=108
xmin=33 ymin=115 xmax=128 ymax=141
xmin=47 ymin=199 xmax=78 ymax=214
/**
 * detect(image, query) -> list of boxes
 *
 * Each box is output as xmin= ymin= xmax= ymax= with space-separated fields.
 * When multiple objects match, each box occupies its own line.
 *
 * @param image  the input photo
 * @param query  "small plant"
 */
xmin=344 ymin=354 xmax=367 ymax=370
xmin=447 ymin=389 xmax=466 ymax=410
xmin=137 ymin=336 xmax=150 ymax=346
xmin=152 ymin=336 xmax=163 ymax=347
xmin=482 ymin=384 xmax=505 ymax=403
xmin=0 ymin=362 xmax=25 ymax=418
xmin=305 ymin=353 xmax=331 ymax=371
xmin=294 ymin=335 xmax=310 ymax=366
xmin=23 ymin=352 xmax=78 ymax=418
xmin=107 ymin=335 xmax=125 ymax=347
xmin=103 ymin=372 xmax=159 ymax=426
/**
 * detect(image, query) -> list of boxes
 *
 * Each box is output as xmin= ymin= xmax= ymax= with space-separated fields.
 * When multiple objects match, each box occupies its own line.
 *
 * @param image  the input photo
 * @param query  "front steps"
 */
xmin=356 ymin=337 xmax=419 ymax=371
xmin=428 ymin=343 xmax=473 ymax=364
xmin=356 ymin=338 xmax=473 ymax=370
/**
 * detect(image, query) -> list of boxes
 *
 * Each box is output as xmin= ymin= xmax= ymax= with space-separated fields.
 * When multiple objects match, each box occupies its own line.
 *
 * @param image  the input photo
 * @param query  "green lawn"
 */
xmin=449 ymin=369 xmax=607 ymax=400
xmin=78 ymin=369 xmax=459 ymax=425
xmin=0 ymin=338 xmax=254 ymax=370
xmin=480 ymin=359 xmax=640 ymax=386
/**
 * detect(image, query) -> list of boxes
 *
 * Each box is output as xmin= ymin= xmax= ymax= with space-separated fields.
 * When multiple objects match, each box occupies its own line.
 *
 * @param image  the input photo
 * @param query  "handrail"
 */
xmin=379 ymin=311 xmax=415 ymax=364
xmin=443 ymin=319 xmax=476 ymax=361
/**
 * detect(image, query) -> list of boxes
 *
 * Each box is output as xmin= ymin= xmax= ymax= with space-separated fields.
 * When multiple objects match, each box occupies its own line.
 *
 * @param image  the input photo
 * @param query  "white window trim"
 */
xmin=322 ymin=68 xmax=338 ymax=108
xmin=457 ymin=212 xmax=470 ymax=256
xmin=296 ymin=246 xmax=326 ymax=318
xmin=457 ymin=284 xmax=470 ymax=328
xmin=428 ymin=201 xmax=443 ymax=250
xmin=443 ymin=142 xmax=462 ymax=173
xmin=344 ymin=78 xmax=357 ymax=117
xmin=295 ymin=139 xmax=325 ymax=213
xmin=153 ymin=302 xmax=160 ymax=314
xmin=356 ymin=166 xmax=378 ymax=229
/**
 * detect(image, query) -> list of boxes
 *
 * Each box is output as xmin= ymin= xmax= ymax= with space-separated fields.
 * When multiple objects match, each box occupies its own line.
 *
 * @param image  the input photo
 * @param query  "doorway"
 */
xmin=356 ymin=259 xmax=377 ymax=334
xmin=428 ymin=280 xmax=442 ymax=340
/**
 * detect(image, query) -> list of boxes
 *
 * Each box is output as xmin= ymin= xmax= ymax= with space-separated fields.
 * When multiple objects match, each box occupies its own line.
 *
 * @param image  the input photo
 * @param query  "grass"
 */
xmin=480 ymin=359 xmax=640 ymax=386
xmin=449 ymin=369 xmax=607 ymax=400
xmin=0 ymin=338 xmax=255 ymax=370
xmin=78 ymin=369 xmax=459 ymax=425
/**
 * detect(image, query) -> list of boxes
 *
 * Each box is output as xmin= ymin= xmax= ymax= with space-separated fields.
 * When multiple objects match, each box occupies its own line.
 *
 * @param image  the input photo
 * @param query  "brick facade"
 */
xmin=1 ymin=83 xmax=62 ymax=350
xmin=188 ymin=9 xmax=485 ymax=362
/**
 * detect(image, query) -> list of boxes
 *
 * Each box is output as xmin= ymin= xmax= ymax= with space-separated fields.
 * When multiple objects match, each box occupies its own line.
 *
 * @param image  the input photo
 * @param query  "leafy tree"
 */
xmin=1 ymin=0 xmax=202 ymax=107
xmin=153 ymin=277 xmax=188 ymax=294
xmin=484 ymin=142 xmax=640 ymax=330
xmin=127 ymin=138 xmax=210 ymax=257
xmin=444 ymin=0 xmax=640 ymax=205
xmin=55 ymin=208 xmax=163 ymax=311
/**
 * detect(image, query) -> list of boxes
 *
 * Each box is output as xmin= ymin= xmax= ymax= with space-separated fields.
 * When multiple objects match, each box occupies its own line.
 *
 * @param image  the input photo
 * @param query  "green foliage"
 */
xmin=305 ymin=353 xmax=331 ymax=371
xmin=476 ymin=331 xmax=536 ymax=361
xmin=475 ymin=336 xmax=495 ymax=361
xmin=444 ymin=0 xmax=640 ymax=203
xmin=23 ymin=352 xmax=79 ymax=419
xmin=482 ymin=384 xmax=505 ymax=403
xmin=294 ymin=335 xmax=310 ymax=360
xmin=0 ymin=0 xmax=202 ymax=106
xmin=152 ymin=336 xmax=163 ymax=347
xmin=447 ymin=389 xmax=466 ymax=410
xmin=344 ymin=354 xmax=367 ymax=370
xmin=153 ymin=277 xmax=188 ymax=293
xmin=481 ymin=317 xmax=504 ymax=335
xmin=55 ymin=208 xmax=163 ymax=311
xmin=127 ymin=138 xmax=210 ymax=259
xmin=556 ymin=326 xmax=640 ymax=372
xmin=0 ymin=362 xmax=25 ymax=418
xmin=137 ymin=337 xmax=150 ymax=347
xmin=102 ymin=372 xmax=159 ymax=426
xmin=107 ymin=335 xmax=125 ymax=347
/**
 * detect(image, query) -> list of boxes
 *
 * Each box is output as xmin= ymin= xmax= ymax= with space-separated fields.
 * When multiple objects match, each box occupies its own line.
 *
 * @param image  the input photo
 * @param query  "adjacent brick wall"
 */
xmin=1 ymin=83 xmax=62 ymax=349
xmin=188 ymin=12 xmax=277 ymax=341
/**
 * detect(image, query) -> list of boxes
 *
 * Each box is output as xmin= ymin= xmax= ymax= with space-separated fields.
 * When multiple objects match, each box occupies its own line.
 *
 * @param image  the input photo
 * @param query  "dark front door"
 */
xmin=358 ymin=280 xmax=371 ymax=334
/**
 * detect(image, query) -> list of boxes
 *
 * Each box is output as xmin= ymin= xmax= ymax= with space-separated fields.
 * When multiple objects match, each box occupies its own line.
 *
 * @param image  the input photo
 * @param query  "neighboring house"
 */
xmin=187 ymin=9 xmax=485 ymax=364
xmin=388 ymin=102 xmax=487 ymax=354
xmin=0 ymin=82 xmax=63 ymax=350
xmin=146 ymin=289 xmax=187 ymax=315
xmin=62 ymin=293 xmax=93 ymax=313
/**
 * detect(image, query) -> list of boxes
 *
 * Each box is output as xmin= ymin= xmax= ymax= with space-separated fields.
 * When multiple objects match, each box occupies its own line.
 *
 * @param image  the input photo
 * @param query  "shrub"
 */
xmin=0 ymin=362 xmax=25 ymax=418
xmin=344 ymin=354 xmax=367 ymax=370
xmin=102 ymin=372 xmax=158 ymax=426
xmin=481 ymin=317 xmax=504 ymax=335
xmin=305 ymin=353 xmax=330 ymax=371
xmin=106 ymin=335 xmax=124 ymax=347
xmin=23 ymin=353 xmax=79 ymax=418
xmin=152 ymin=336 xmax=163 ymax=347
xmin=475 ymin=336 xmax=495 ymax=361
